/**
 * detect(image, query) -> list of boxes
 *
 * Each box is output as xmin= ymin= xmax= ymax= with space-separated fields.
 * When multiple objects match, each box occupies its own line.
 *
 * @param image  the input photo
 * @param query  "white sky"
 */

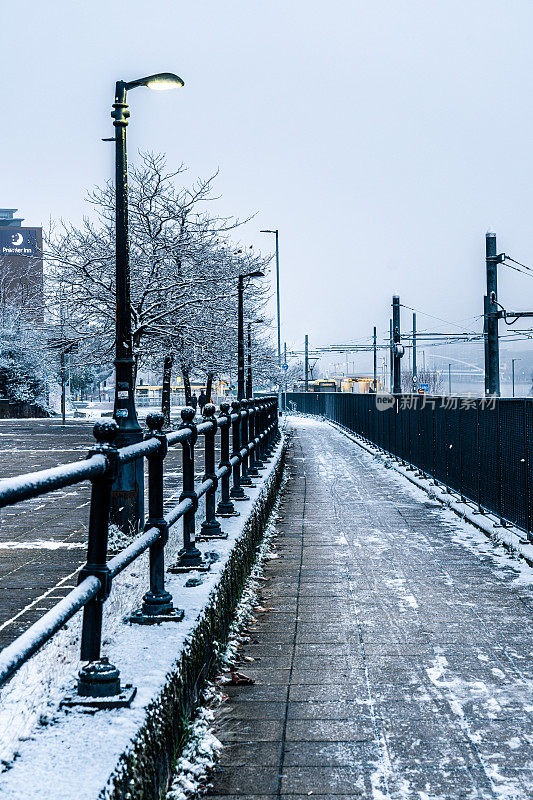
xmin=3 ymin=0 xmax=533 ymax=368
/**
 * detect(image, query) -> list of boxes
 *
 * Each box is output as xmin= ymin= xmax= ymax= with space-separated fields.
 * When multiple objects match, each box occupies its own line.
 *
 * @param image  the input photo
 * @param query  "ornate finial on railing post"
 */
xmin=229 ymin=400 xmax=249 ymax=501
xmin=199 ymin=404 xmax=227 ymax=539
xmin=170 ymin=407 xmax=209 ymax=572
xmin=216 ymin=402 xmax=239 ymax=517
xmin=72 ymin=421 xmax=135 ymax=707
xmin=129 ymin=413 xmax=184 ymax=623
xmin=239 ymin=399 xmax=254 ymax=487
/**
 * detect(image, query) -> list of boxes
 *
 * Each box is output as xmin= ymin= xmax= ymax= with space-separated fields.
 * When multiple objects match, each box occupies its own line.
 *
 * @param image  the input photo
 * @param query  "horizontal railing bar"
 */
xmin=196 ymin=477 xmax=214 ymax=500
xmin=196 ymin=420 xmax=215 ymax=436
xmin=166 ymin=428 xmax=194 ymax=447
xmin=165 ymin=497 xmax=193 ymax=529
xmin=118 ymin=437 xmax=161 ymax=464
xmin=0 ymin=575 xmax=101 ymax=688
xmin=107 ymin=526 xmax=161 ymax=578
xmin=0 ymin=454 xmax=107 ymax=510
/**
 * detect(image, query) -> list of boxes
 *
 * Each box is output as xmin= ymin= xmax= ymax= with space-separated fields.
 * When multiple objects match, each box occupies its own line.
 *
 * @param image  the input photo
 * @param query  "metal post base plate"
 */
xmin=168 ymin=557 xmax=211 ymax=574
xmin=216 ymin=510 xmax=240 ymax=518
xmin=127 ymin=607 xmax=185 ymax=625
xmin=62 ymin=684 xmax=136 ymax=710
xmin=197 ymin=531 xmax=228 ymax=541
xmin=231 ymin=494 xmax=250 ymax=502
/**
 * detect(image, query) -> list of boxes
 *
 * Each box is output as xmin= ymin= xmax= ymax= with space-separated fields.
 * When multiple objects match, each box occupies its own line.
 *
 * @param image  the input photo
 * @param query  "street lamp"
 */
xmin=110 ymin=72 xmax=184 ymax=532
xmin=512 ymin=358 xmax=521 ymax=397
xmin=260 ymin=229 xmax=281 ymax=412
xmin=238 ymin=272 xmax=264 ymax=401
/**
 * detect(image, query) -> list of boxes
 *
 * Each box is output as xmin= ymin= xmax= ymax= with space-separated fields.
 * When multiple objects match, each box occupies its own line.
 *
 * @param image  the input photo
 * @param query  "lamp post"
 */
xmin=110 ymin=72 xmax=184 ymax=532
xmin=237 ymin=271 xmax=264 ymax=401
xmin=260 ymin=229 xmax=281 ymax=413
xmin=246 ymin=323 xmax=253 ymax=399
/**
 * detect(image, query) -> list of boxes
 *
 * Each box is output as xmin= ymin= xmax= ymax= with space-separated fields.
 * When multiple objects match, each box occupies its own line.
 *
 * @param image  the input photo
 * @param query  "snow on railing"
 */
xmin=0 ymin=397 xmax=280 ymax=708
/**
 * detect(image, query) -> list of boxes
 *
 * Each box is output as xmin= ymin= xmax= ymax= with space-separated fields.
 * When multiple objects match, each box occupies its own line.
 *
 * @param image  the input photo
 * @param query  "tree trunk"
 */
xmin=182 ymin=365 xmax=192 ymax=406
xmin=206 ymin=372 xmax=214 ymax=403
xmin=60 ymin=350 xmax=66 ymax=425
xmin=161 ymin=354 xmax=174 ymax=428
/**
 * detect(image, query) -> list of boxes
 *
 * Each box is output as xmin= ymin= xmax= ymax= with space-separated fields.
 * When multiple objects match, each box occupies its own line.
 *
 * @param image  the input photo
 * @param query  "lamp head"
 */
xmin=124 ymin=72 xmax=184 ymax=91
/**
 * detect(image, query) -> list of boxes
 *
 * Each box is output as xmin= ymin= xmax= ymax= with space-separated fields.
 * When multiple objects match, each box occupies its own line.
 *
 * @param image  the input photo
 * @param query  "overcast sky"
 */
xmin=3 ymin=0 xmax=533 ymax=370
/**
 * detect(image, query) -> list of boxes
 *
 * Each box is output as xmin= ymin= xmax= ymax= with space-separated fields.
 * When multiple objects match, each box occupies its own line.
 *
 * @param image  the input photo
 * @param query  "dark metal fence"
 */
xmin=286 ymin=391 xmax=533 ymax=541
xmin=0 ymin=397 xmax=279 ymax=703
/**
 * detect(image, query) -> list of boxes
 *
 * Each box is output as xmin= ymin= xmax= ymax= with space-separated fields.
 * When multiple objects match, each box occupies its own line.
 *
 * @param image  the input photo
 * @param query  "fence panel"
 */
xmin=499 ymin=400 xmax=527 ymax=531
xmin=285 ymin=391 xmax=532 ymax=540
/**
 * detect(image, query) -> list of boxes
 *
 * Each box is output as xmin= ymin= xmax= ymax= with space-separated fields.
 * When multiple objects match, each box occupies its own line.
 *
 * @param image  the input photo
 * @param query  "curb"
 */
xmin=102 ymin=439 xmax=287 ymax=800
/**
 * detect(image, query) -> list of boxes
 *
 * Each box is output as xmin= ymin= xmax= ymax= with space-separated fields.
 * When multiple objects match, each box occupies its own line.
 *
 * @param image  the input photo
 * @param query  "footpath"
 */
xmin=206 ymin=416 xmax=533 ymax=800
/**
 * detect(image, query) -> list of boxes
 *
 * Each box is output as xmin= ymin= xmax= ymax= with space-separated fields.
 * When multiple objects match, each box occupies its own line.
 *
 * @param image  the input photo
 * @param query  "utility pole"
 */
xmin=284 ymin=342 xmax=287 ymax=408
xmin=392 ymin=295 xmax=403 ymax=394
xmin=448 ymin=363 xmax=452 ymax=394
xmin=412 ymin=312 xmax=417 ymax=392
xmin=485 ymin=230 xmax=502 ymax=396
xmin=372 ymin=326 xmax=377 ymax=392
xmin=304 ymin=334 xmax=309 ymax=391
xmin=389 ymin=319 xmax=393 ymax=392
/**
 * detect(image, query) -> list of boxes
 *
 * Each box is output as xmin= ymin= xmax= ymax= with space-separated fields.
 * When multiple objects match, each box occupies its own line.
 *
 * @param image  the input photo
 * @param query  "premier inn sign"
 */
xmin=0 ymin=228 xmax=39 ymax=257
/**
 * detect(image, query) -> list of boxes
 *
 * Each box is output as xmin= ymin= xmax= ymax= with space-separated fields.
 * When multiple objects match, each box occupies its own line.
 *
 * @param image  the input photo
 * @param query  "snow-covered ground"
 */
xmin=0 ymin=436 xmax=284 ymax=800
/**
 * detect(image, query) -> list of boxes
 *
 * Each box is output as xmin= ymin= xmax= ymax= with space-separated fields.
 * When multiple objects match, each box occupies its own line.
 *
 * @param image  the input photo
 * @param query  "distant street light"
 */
xmin=246 ymin=318 xmax=266 ymax=399
xmin=260 ymin=229 xmax=281 ymax=412
xmin=238 ymin=272 xmax=264 ymax=400
xmin=512 ymin=358 xmax=521 ymax=397
xmin=110 ymin=72 xmax=184 ymax=531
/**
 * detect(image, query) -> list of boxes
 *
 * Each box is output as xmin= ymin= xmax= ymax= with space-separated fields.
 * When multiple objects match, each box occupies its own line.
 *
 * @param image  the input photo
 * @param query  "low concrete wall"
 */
xmin=0 ymin=399 xmax=49 ymax=418
xmin=102 ymin=441 xmax=287 ymax=800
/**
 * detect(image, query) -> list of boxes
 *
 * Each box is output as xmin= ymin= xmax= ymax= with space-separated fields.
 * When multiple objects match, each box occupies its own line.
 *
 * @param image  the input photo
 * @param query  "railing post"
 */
xmin=230 ymin=400 xmax=249 ymax=501
xmin=216 ymin=402 xmax=238 ymax=517
xmin=265 ymin=401 xmax=275 ymax=455
xmin=258 ymin=402 xmax=270 ymax=461
xmin=172 ymin=407 xmax=208 ymax=571
xmin=248 ymin=398 xmax=260 ymax=475
xmin=200 ymin=404 xmax=227 ymax=538
xmin=74 ymin=421 xmax=135 ymax=707
xmin=240 ymin=399 xmax=254 ymax=487
xmin=274 ymin=396 xmax=281 ymax=441
xmin=130 ymin=413 xmax=183 ymax=623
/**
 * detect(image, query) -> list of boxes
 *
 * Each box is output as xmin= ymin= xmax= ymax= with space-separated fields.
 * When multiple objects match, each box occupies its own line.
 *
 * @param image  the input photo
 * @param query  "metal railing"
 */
xmin=0 ymin=397 xmax=280 ymax=703
xmin=287 ymin=391 xmax=533 ymax=541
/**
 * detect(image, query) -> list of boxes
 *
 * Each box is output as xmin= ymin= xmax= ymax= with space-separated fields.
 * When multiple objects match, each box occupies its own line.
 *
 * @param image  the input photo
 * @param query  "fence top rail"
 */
xmin=0 ymin=453 xmax=107 ymax=510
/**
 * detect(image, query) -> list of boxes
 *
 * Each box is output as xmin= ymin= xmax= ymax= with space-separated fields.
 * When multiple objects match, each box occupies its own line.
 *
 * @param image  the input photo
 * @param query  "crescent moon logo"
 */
xmin=11 ymin=233 xmax=23 ymax=246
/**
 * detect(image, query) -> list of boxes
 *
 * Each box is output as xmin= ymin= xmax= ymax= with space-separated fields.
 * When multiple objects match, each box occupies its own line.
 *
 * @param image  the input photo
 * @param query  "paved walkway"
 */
xmin=208 ymin=416 xmax=533 ymax=800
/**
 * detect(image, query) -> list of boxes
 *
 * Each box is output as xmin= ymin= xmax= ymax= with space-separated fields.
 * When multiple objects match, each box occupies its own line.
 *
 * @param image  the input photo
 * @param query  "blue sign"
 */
xmin=420 ymin=383 xmax=429 ymax=391
xmin=0 ymin=228 xmax=38 ymax=257
xmin=282 ymin=363 xmax=288 ymax=371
